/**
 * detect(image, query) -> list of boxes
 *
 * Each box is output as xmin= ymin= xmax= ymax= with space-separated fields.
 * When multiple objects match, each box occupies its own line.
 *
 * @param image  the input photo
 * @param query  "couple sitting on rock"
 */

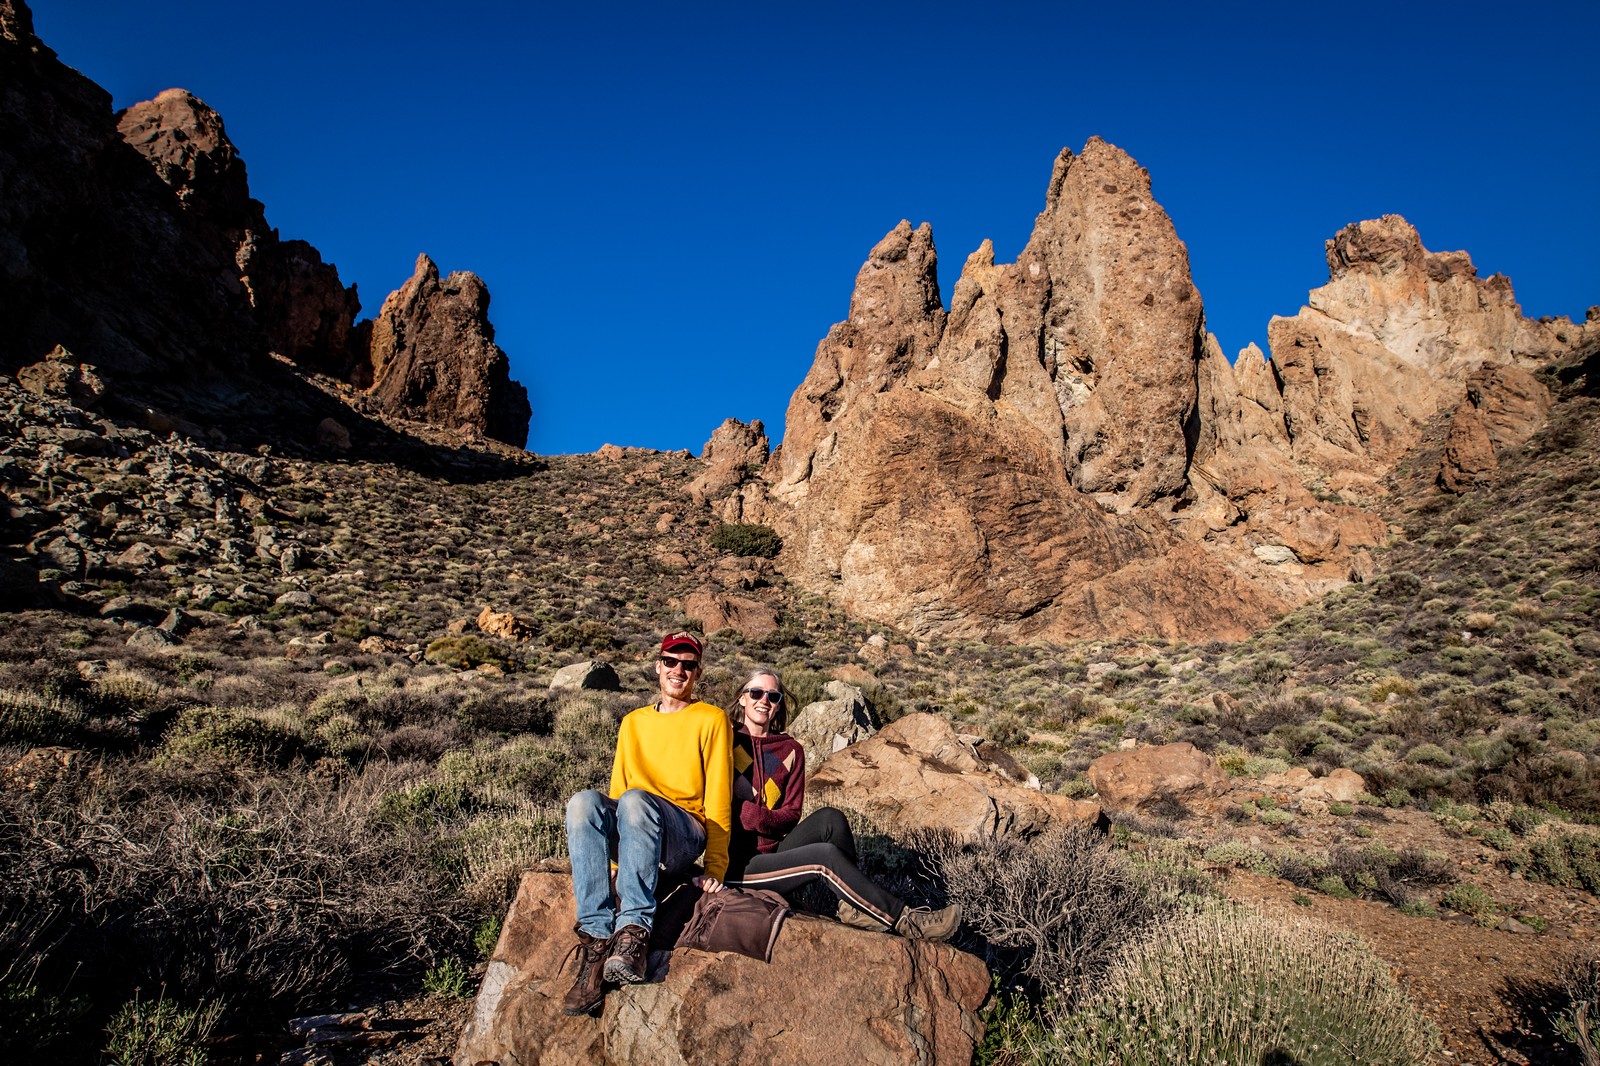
xmin=560 ymin=631 xmax=960 ymax=1015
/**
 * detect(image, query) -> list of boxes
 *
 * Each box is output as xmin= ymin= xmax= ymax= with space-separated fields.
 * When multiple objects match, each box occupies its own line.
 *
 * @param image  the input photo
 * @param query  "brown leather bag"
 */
xmin=649 ymin=885 xmax=788 ymax=962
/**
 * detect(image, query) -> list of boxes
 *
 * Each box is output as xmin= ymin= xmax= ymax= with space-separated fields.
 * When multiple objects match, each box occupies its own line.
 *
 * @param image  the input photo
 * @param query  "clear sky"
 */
xmin=31 ymin=0 xmax=1600 ymax=456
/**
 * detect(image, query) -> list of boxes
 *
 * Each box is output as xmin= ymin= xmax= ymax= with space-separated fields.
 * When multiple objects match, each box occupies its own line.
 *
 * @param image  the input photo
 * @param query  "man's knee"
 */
xmin=566 ymin=789 xmax=608 ymax=831
xmin=616 ymin=789 xmax=662 ymax=833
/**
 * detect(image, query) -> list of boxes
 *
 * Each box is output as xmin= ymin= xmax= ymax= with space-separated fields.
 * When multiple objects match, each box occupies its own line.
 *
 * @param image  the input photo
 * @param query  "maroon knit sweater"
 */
xmin=729 ymin=727 xmax=805 ymax=874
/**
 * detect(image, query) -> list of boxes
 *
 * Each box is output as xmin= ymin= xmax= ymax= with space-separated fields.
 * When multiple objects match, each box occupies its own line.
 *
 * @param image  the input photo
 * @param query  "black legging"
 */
xmin=727 ymin=807 xmax=904 ymax=927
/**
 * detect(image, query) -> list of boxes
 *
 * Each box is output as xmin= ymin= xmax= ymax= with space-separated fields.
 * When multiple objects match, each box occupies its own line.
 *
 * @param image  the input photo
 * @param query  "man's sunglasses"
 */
xmin=659 ymin=654 xmax=701 ymax=671
xmin=742 ymin=688 xmax=782 ymax=704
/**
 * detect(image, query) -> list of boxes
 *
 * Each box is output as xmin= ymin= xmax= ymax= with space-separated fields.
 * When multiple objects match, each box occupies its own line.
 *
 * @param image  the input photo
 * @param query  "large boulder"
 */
xmin=549 ymin=660 xmax=621 ymax=693
xmin=808 ymin=713 xmax=1100 ymax=840
xmin=679 ymin=587 xmax=779 ymax=639
xmin=455 ymin=871 xmax=989 ymax=1066
xmin=1086 ymin=742 xmax=1228 ymax=816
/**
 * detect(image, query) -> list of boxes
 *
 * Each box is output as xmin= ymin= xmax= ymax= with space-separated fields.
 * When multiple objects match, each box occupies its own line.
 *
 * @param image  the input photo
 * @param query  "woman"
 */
xmin=723 ymin=667 xmax=960 ymax=941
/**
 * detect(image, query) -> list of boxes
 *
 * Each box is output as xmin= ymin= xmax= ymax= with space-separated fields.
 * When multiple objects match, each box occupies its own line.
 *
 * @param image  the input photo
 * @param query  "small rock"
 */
xmin=275 ymin=591 xmax=315 ymax=608
xmin=549 ymin=659 xmax=621 ymax=692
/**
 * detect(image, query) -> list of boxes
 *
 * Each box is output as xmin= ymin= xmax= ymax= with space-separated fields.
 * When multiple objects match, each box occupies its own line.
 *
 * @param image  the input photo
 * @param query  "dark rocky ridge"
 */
xmin=0 ymin=0 xmax=530 ymax=448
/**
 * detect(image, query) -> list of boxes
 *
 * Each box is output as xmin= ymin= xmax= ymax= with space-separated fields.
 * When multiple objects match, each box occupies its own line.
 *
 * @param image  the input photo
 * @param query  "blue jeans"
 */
xmin=566 ymin=788 xmax=706 ymax=939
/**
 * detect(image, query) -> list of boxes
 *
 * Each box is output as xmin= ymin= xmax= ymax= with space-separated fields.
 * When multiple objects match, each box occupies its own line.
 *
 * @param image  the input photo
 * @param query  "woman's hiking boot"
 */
xmin=603 ymin=923 xmax=651 ymax=984
xmin=560 ymin=930 xmax=611 ymax=1015
xmin=893 ymin=903 xmax=961 ymax=941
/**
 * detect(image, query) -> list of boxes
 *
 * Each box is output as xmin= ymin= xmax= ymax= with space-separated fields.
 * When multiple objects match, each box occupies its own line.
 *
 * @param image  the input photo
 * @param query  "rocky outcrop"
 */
xmin=679 ymin=587 xmax=780 ymax=639
xmin=1438 ymin=363 xmax=1552 ymax=491
xmin=809 ymin=713 xmax=1101 ymax=839
xmin=788 ymin=680 xmax=878 ymax=770
xmin=760 ymin=143 xmax=1595 ymax=644
xmin=456 ymin=871 xmax=989 ymax=1066
xmin=1262 ymin=217 xmax=1591 ymax=498
xmin=687 ymin=418 xmax=769 ymax=518
xmin=362 ymin=254 xmax=531 ymax=448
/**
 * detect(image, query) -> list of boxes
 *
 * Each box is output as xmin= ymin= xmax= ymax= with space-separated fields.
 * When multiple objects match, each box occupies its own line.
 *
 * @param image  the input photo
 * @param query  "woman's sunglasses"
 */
xmin=742 ymin=688 xmax=782 ymax=704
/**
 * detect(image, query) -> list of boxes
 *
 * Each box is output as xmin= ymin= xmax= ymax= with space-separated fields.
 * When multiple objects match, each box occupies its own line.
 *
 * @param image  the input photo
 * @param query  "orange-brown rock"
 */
xmin=1087 ymin=742 xmax=1228 ymax=816
xmin=361 ymin=253 xmax=531 ymax=448
xmin=1264 ymin=216 xmax=1588 ymax=497
xmin=455 ymin=871 xmax=989 ymax=1066
xmin=808 ymin=713 xmax=1101 ymax=839
xmin=1439 ymin=362 xmax=1552 ymax=491
xmin=679 ymin=587 xmax=779 ymax=639
xmin=476 ymin=605 xmax=535 ymax=642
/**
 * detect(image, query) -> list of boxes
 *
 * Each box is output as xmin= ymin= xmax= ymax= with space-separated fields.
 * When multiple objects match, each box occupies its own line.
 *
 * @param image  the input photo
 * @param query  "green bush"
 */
xmin=422 ymin=957 xmax=473 ymax=999
xmin=709 ymin=523 xmax=782 ymax=558
xmin=1045 ymin=908 xmax=1438 ymax=1065
xmin=157 ymin=706 xmax=314 ymax=769
xmin=424 ymin=635 xmax=511 ymax=671
xmin=1441 ymin=883 xmax=1500 ymax=926
xmin=102 ymin=993 xmax=222 ymax=1066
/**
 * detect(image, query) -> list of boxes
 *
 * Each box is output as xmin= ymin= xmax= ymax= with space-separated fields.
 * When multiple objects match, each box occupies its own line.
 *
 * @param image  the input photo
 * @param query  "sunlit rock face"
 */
xmin=761 ymin=145 xmax=1596 ymax=643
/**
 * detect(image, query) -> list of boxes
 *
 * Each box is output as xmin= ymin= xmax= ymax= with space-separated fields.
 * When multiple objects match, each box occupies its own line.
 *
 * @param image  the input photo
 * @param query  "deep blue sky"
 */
xmin=33 ymin=1 xmax=1599 ymax=456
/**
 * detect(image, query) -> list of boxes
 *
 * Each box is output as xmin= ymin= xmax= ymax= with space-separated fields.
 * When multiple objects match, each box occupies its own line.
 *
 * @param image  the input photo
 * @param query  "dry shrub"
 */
xmin=930 ymin=824 xmax=1159 ymax=998
xmin=0 ymin=760 xmax=473 ymax=1061
xmin=1046 ymin=907 xmax=1439 ymax=1065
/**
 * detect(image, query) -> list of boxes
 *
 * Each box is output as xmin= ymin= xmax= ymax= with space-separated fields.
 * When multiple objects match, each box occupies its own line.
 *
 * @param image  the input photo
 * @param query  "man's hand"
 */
xmin=693 ymin=876 xmax=724 ymax=894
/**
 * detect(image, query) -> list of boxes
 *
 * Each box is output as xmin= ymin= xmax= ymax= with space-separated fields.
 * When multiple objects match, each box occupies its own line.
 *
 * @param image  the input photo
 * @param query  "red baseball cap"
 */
xmin=659 ymin=631 xmax=703 ymax=657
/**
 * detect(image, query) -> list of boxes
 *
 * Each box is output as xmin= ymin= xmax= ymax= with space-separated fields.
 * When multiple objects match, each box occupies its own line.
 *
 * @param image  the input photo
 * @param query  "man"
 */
xmin=561 ymin=631 xmax=732 ymax=1015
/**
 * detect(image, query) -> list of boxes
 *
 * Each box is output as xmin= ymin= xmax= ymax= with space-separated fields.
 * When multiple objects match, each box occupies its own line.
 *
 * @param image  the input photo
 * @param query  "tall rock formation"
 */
xmin=363 ymin=254 xmax=531 ymax=448
xmin=761 ymin=142 xmax=1594 ymax=643
xmin=1261 ymin=216 xmax=1589 ymax=498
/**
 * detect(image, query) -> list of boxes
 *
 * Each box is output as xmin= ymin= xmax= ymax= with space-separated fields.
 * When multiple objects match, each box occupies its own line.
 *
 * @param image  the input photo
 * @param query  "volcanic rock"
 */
xmin=1439 ymin=363 xmax=1552 ymax=490
xmin=679 ymin=587 xmax=779 ymax=639
xmin=760 ymin=142 xmax=1594 ymax=644
xmin=361 ymin=254 xmax=531 ymax=448
xmin=787 ymin=681 xmax=877 ymax=769
xmin=0 ymin=1 xmax=262 ymax=376
xmin=549 ymin=659 xmax=621 ymax=692
xmin=1086 ymin=742 xmax=1228 ymax=816
xmin=455 ymin=871 xmax=989 ymax=1066
xmin=808 ymin=713 xmax=1101 ymax=840
xmin=687 ymin=418 xmax=769 ymax=508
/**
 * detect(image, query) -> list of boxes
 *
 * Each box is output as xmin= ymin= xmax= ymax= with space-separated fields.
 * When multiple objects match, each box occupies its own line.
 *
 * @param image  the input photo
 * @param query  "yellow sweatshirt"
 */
xmin=609 ymin=700 xmax=734 ymax=880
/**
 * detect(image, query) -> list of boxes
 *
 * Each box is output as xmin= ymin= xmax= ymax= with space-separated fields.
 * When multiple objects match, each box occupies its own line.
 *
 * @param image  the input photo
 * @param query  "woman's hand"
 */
xmin=693 ymin=876 xmax=724 ymax=894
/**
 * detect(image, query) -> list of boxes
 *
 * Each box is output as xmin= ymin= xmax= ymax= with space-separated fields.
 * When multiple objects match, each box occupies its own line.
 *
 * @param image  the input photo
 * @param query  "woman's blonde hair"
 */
xmin=733 ymin=666 xmax=787 ymax=733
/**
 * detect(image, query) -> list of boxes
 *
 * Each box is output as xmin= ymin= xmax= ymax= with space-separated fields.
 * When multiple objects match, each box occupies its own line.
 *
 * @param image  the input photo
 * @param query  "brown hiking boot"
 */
xmin=559 ymin=930 xmax=610 ymax=1015
xmin=838 ymin=904 xmax=891 ymax=932
xmin=603 ymin=923 xmax=651 ymax=984
xmin=893 ymin=903 xmax=961 ymax=942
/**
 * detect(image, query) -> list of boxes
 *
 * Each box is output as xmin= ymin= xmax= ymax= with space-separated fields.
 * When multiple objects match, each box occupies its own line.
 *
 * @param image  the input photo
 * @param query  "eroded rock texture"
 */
xmin=455 ymin=871 xmax=989 ymax=1066
xmin=761 ymin=144 xmax=1596 ymax=644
